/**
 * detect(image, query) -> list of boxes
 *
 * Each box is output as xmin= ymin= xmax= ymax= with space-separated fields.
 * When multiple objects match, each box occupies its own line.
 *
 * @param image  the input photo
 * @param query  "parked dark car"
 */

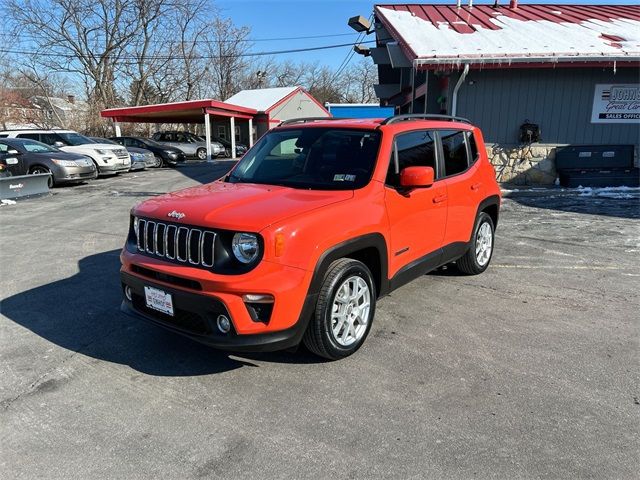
xmin=0 ymin=138 xmax=97 ymax=187
xmin=90 ymin=137 xmax=155 ymax=171
xmin=211 ymin=136 xmax=248 ymax=158
xmin=109 ymin=137 xmax=186 ymax=167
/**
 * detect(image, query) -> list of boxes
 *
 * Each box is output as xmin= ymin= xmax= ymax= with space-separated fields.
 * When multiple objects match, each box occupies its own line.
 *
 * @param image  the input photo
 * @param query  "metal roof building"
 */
xmin=370 ymin=2 xmax=640 ymax=148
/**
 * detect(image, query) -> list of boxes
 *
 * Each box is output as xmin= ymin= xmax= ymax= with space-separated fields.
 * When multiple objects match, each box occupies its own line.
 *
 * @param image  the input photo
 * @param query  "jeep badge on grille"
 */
xmin=167 ymin=210 xmax=186 ymax=220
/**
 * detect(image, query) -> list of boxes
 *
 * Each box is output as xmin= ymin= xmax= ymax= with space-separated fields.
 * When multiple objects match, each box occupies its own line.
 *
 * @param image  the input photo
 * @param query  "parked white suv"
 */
xmin=0 ymin=129 xmax=131 ymax=175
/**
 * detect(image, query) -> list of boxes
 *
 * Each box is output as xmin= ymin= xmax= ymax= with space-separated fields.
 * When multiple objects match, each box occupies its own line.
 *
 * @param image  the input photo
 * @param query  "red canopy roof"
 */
xmin=101 ymin=99 xmax=258 ymax=124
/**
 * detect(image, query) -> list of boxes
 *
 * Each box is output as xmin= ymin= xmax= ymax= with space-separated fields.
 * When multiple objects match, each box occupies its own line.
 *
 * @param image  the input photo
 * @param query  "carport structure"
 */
xmin=101 ymin=100 xmax=258 ymax=160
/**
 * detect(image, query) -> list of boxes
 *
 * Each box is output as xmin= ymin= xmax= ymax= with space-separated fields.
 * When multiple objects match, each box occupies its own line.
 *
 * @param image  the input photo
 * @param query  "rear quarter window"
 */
xmin=440 ymin=130 xmax=469 ymax=177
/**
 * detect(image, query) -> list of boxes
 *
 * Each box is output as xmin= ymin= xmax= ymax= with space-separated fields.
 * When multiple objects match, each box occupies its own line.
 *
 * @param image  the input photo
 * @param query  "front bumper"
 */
xmin=56 ymin=166 xmax=98 ymax=183
xmin=99 ymin=161 xmax=131 ymax=174
xmin=119 ymin=251 xmax=316 ymax=351
xmin=120 ymin=271 xmax=315 ymax=352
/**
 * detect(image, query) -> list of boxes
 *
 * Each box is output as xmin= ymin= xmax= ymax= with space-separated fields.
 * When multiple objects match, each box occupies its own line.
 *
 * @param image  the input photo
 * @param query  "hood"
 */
xmin=33 ymin=150 xmax=88 ymax=160
xmin=63 ymin=143 xmax=125 ymax=152
xmin=133 ymin=181 xmax=354 ymax=232
xmin=126 ymin=147 xmax=152 ymax=154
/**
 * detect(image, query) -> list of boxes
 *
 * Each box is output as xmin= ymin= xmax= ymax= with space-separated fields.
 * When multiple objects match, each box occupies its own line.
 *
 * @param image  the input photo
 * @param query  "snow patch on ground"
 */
xmin=1 ymin=199 xmax=17 ymax=206
xmin=577 ymin=186 xmax=640 ymax=199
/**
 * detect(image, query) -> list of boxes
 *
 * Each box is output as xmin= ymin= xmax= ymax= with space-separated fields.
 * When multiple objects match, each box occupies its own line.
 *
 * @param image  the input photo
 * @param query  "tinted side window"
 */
xmin=17 ymin=133 xmax=41 ymax=141
xmin=41 ymin=133 xmax=68 ymax=146
xmin=467 ymin=131 xmax=479 ymax=164
xmin=386 ymin=130 xmax=437 ymax=187
xmin=440 ymin=130 xmax=468 ymax=177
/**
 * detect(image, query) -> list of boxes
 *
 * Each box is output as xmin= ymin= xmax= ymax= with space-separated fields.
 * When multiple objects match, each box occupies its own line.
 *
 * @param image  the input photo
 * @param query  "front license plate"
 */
xmin=144 ymin=286 xmax=174 ymax=316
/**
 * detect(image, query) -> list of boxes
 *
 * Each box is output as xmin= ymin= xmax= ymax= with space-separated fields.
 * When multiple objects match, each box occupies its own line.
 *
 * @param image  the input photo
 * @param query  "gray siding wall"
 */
xmin=452 ymin=67 xmax=640 ymax=145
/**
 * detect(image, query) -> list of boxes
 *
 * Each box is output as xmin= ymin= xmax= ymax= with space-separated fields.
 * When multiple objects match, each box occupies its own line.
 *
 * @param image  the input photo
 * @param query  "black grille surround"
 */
xmin=127 ymin=216 xmax=263 ymax=274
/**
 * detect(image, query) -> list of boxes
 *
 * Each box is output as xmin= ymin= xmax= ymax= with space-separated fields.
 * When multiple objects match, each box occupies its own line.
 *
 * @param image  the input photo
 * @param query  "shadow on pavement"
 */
xmin=1 ymin=249 xmax=322 ymax=376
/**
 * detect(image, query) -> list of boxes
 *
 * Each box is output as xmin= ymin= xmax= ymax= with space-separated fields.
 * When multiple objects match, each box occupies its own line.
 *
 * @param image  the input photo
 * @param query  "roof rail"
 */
xmin=380 ymin=114 xmax=471 ymax=125
xmin=277 ymin=117 xmax=339 ymax=127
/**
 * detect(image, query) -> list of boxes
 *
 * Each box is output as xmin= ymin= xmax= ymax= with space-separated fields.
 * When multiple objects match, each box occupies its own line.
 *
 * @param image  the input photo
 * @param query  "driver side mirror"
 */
xmin=53 ymin=141 xmax=65 ymax=147
xmin=400 ymin=166 xmax=434 ymax=188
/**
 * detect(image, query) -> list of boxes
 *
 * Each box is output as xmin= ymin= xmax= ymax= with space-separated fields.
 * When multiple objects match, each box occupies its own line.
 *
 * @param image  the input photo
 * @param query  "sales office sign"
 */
xmin=591 ymin=84 xmax=640 ymax=123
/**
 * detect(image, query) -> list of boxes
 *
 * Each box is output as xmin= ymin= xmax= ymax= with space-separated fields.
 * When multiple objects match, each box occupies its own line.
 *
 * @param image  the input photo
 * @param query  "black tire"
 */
xmin=153 ymin=155 xmax=163 ymax=168
xmin=196 ymin=148 xmax=207 ymax=160
xmin=29 ymin=165 xmax=53 ymax=188
xmin=303 ymin=258 xmax=376 ymax=360
xmin=457 ymin=212 xmax=495 ymax=275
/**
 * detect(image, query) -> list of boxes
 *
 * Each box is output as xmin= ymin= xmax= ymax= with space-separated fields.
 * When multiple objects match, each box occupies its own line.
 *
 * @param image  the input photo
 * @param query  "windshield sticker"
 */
xmin=333 ymin=174 xmax=356 ymax=182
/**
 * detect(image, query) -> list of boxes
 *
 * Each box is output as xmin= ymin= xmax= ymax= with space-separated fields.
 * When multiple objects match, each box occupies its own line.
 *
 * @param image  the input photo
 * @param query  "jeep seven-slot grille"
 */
xmin=135 ymin=219 xmax=216 ymax=268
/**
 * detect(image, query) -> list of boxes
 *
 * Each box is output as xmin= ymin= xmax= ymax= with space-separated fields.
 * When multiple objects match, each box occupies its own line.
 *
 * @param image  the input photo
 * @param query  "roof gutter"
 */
xmin=413 ymin=54 xmax=640 ymax=67
xmin=451 ymin=64 xmax=469 ymax=117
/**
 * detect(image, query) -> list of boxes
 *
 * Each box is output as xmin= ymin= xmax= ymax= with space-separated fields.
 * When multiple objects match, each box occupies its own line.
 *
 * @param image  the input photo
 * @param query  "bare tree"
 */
xmin=342 ymin=59 xmax=378 ymax=104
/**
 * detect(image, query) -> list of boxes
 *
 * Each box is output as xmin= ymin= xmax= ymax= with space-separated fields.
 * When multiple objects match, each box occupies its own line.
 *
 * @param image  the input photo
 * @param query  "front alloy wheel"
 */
xmin=303 ymin=258 xmax=376 ymax=360
xmin=30 ymin=166 xmax=53 ymax=188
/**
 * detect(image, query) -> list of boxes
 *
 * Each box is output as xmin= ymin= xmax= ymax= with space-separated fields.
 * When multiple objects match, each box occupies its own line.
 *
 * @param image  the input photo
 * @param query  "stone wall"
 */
xmin=486 ymin=143 xmax=561 ymax=185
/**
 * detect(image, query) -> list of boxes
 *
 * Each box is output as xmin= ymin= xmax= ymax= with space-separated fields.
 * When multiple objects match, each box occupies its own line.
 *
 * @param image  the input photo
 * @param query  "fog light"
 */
xmin=217 ymin=314 xmax=231 ymax=333
xmin=242 ymin=294 xmax=274 ymax=303
xmin=124 ymin=285 xmax=133 ymax=301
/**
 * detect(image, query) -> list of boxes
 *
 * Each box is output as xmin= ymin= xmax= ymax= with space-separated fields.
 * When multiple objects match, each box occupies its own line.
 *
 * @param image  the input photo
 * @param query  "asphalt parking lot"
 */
xmin=1 ymin=163 xmax=638 ymax=479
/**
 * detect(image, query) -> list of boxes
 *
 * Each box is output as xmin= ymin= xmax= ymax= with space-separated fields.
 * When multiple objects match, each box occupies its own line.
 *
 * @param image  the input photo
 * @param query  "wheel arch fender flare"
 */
xmin=308 ymin=233 xmax=390 ymax=299
xmin=475 ymin=195 xmax=500 ymax=227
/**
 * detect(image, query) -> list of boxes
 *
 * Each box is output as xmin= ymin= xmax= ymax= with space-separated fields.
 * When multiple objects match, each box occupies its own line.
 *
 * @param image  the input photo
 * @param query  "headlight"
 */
xmin=232 ymin=233 xmax=259 ymax=264
xmin=94 ymin=149 xmax=108 ymax=155
xmin=164 ymin=150 xmax=176 ymax=154
xmin=131 ymin=153 xmax=143 ymax=161
xmin=52 ymin=159 xmax=79 ymax=167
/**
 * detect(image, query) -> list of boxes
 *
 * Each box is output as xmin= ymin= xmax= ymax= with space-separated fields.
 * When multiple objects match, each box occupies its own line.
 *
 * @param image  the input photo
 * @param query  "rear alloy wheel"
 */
xmin=196 ymin=148 xmax=207 ymax=160
xmin=29 ymin=166 xmax=53 ymax=188
xmin=303 ymin=258 xmax=376 ymax=360
xmin=457 ymin=212 xmax=495 ymax=275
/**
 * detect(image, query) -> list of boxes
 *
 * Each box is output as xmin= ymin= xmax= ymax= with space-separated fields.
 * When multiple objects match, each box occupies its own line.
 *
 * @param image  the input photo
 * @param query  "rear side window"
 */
xmin=386 ymin=130 xmax=437 ymax=187
xmin=17 ymin=133 xmax=40 ymax=141
xmin=440 ymin=130 xmax=468 ymax=177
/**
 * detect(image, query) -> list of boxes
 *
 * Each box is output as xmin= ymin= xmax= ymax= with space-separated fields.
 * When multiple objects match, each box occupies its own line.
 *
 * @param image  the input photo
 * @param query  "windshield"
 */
xmin=14 ymin=139 xmax=58 ymax=153
xmin=227 ymin=128 xmax=380 ymax=190
xmin=140 ymin=138 xmax=163 ymax=148
xmin=58 ymin=132 xmax=95 ymax=146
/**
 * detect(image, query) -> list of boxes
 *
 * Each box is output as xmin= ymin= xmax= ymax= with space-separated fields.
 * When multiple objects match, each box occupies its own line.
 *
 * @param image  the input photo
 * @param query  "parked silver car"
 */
xmin=151 ymin=131 xmax=223 ymax=159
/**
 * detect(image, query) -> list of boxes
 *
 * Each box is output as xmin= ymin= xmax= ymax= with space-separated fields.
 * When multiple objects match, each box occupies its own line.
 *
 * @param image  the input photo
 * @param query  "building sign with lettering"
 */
xmin=591 ymin=84 xmax=640 ymax=123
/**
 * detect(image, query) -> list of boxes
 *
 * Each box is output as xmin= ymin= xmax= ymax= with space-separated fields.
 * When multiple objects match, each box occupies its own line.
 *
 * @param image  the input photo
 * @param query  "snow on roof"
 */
xmin=224 ymin=87 xmax=299 ymax=112
xmin=31 ymin=96 xmax=88 ymax=111
xmin=375 ymin=4 xmax=640 ymax=65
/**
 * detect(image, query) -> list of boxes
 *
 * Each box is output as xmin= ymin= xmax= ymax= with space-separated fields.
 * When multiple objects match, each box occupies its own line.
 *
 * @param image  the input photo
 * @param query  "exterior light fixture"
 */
xmin=348 ymin=15 xmax=371 ymax=33
xmin=353 ymin=44 xmax=371 ymax=56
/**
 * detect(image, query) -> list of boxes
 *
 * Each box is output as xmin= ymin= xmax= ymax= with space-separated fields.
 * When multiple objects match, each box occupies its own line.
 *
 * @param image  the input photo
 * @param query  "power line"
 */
xmin=0 ymin=40 xmax=376 ymax=61
xmin=0 ymin=31 xmax=362 ymax=44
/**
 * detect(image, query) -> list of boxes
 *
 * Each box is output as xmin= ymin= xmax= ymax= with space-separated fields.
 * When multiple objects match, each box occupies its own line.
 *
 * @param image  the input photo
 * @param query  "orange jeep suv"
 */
xmin=120 ymin=115 xmax=501 ymax=359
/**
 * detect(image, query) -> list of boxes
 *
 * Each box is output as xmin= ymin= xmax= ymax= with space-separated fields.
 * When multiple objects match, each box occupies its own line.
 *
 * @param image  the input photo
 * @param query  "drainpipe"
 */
xmin=451 ymin=63 xmax=470 ymax=117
